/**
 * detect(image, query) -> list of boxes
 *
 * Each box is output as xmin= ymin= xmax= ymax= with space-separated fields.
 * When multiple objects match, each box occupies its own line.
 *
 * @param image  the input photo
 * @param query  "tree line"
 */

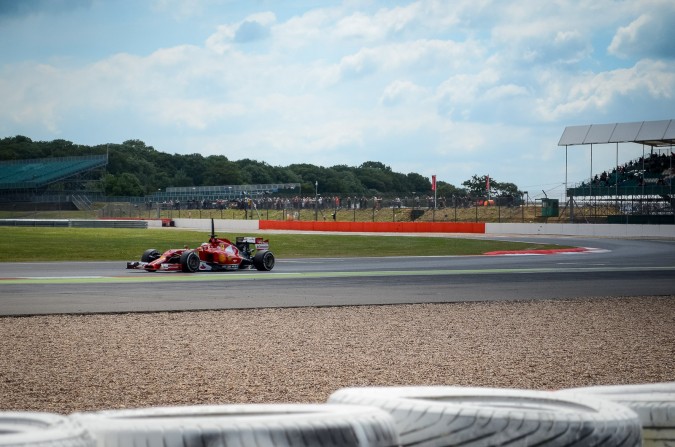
xmin=0 ymin=136 xmax=522 ymax=200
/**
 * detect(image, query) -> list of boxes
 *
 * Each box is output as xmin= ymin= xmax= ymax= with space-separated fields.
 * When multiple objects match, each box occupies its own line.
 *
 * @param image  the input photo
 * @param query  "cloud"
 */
xmin=333 ymin=2 xmax=461 ymax=42
xmin=539 ymin=59 xmax=675 ymax=121
xmin=3 ymin=0 xmax=674 ymax=192
xmin=380 ymin=80 xmax=426 ymax=106
xmin=483 ymin=84 xmax=529 ymax=102
xmin=235 ymin=19 xmax=271 ymax=43
xmin=323 ymin=38 xmax=484 ymax=85
xmin=147 ymin=99 xmax=246 ymax=130
xmin=273 ymin=8 xmax=342 ymax=49
xmin=206 ymin=12 xmax=276 ymax=53
xmin=608 ymin=2 xmax=675 ymax=59
xmin=151 ymin=0 xmax=205 ymax=20
xmin=491 ymin=9 xmax=594 ymax=67
xmin=274 ymin=1 xmax=473 ymax=52
xmin=334 ymin=12 xmax=383 ymax=41
xmin=0 ymin=44 xmax=216 ymax=134
xmin=0 ymin=0 xmax=91 ymax=18
xmin=435 ymin=68 xmax=500 ymax=119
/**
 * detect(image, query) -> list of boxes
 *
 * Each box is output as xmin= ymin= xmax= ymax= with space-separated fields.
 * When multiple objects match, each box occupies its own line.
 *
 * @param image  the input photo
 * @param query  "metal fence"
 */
xmin=2 ymin=190 xmax=673 ymax=224
xmin=94 ymin=195 xmax=542 ymax=224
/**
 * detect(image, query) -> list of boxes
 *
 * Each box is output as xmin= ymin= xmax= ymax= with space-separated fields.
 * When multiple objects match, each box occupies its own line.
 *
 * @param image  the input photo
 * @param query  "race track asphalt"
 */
xmin=1 ymin=236 xmax=674 ymax=315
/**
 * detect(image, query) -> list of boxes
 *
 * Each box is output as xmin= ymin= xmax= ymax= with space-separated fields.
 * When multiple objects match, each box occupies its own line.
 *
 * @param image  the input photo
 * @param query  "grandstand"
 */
xmin=150 ymin=183 xmax=302 ymax=203
xmin=559 ymin=119 xmax=674 ymax=223
xmin=0 ymin=155 xmax=108 ymax=210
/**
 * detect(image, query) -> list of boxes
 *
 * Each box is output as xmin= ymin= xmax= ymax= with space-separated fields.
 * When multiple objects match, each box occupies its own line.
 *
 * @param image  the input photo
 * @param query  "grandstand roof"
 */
xmin=558 ymin=119 xmax=675 ymax=147
xmin=0 ymin=155 xmax=108 ymax=190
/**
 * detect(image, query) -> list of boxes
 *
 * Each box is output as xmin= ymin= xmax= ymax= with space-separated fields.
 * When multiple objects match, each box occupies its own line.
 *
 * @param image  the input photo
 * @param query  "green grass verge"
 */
xmin=0 ymin=227 xmax=570 ymax=262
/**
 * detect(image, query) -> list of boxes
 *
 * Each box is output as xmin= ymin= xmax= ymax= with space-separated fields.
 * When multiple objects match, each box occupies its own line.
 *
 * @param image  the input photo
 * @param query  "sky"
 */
xmin=1 ymin=0 xmax=674 ymax=199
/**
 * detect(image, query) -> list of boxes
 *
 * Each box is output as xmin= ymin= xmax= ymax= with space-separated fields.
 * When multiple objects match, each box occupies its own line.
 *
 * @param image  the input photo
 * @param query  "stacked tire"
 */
xmin=328 ymin=386 xmax=643 ymax=446
xmin=559 ymin=382 xmax=675 ymax=446
xmin=69 ymin=404 xmax=400 ymax=447
xmin=3 ymin=384 xmax=671 ymax=447
xmin=0 ymin=412 xmax=94 ymax=447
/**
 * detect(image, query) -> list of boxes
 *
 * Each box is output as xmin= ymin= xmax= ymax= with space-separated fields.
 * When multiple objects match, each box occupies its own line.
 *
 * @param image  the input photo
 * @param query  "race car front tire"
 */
xmin=328 ymin=386 xmax=643 ymax=447
xmin=180 ymin=250 xmax=200 ymax=273
xmin=69 ymin=404 xmax=399 ymax=447
xmin=141 ymin=248 xmax=160 ymax=262
xmin=253 ymin=250 xmax=275 ymax=271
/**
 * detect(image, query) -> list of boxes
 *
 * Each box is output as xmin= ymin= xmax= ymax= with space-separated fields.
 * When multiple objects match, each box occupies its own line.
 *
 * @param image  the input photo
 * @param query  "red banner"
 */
xmin=431 ymin=175 xmax=436 ymax=191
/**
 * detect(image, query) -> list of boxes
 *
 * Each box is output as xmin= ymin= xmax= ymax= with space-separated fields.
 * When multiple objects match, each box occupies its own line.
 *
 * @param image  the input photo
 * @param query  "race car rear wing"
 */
xmin=236 ymin=236 xmax=269 ymax=251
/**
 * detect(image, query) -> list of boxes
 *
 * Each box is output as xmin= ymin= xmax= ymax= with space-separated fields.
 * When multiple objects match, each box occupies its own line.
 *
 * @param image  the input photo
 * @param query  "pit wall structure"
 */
xmin=170 ymin=218 xmax=675 ymax=238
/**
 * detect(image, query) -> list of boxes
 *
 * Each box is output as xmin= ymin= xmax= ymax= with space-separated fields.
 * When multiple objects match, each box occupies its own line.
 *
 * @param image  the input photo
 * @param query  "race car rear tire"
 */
xmin=253 ymin=250 xmax=275 ymax=271
xmin=70 ymin=404 xmax=399 ymax=447
xmin=0 ymin=412 xmax=94 ymax=446
xmin=559 ymin=382 xmax=675 ymax=446
xmin=180 ymin=250 xmax=200 ymax=273
xmin=141 ymin=248 xmax=160 ymax=262
xmin=328 ymin=386 xmax=642 ymax=447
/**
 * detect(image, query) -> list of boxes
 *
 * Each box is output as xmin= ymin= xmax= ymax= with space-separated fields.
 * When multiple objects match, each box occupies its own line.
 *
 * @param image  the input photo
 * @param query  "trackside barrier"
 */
xmin=259 ymin=220 xmax=486 ymax=233
xmin=5 ymin=383 xmax=673 ymax=446
xmin=98 ymin=217 xmax=167 ymax=228
xmin=486 ymin=222 xmax=675 ymax=238
xmin=0 ymin=219 xmax=149 ymax=229
xmin=166 ymin=219 xmax=673 ymax=237
xmin=172 ymin=218 xmax=260 ymax=232
xmin=70 ymin=220 xmax=148 ymax=229
xmin=0 ymin=219 xmax=70 ymax=227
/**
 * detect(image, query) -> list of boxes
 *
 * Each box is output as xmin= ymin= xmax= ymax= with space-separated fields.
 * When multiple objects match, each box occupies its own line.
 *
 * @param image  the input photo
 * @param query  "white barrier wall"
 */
xmin=171 ymin=218 xmax=260 ymax=233
xmin=167 ymin=219 xmax=675 ymax=238
xmin=486 ymin=223 xmax=675 ymax=238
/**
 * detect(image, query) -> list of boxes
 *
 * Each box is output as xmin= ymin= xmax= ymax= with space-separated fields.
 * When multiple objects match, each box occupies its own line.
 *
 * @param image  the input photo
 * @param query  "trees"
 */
xmin=462 ymin=175 xmax=522 ymax=199
xmin=235 ymin=159 xmax=274 ymax=184
xmin=103 ymin=173 xmax=143 ymax=196
xmin=406 ymin=173 xmax=431 ymax=194
xmin=286 ymin=163 xmax=324 ymax=193
xmin=436 ymin=181 xmax=467 ymax=199
xmin=203 ymin=156 xmax=243 ymax=186
xmin=0 ymin=136 xmax=523 ymax=200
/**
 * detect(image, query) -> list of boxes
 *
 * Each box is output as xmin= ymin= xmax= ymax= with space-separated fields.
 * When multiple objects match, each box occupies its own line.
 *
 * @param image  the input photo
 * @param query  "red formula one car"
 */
xmin=126 ymin=220 xmax=275 ymax=273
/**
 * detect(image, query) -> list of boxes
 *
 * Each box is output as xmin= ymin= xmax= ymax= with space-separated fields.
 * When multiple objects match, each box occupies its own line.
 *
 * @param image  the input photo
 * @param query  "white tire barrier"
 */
xmin=0 ymin=412 xmax=94 ymax=447
xmin=328 ymin=386 xmax=642 ymax=446
xmin=70 ymin=403 xmax=399 ymax=447
xmin=561 ymin=382 xmax=675 ymax=446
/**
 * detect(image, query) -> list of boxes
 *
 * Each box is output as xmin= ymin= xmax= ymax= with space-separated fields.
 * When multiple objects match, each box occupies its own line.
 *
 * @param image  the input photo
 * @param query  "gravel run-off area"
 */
xmin=1 ymin=296 xmax=673 ymax=415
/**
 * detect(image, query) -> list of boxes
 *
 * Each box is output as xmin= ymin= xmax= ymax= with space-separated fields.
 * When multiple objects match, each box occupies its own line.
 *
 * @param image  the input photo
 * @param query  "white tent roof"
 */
xmin=558 ymin=119 xmax=675 ymax=147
